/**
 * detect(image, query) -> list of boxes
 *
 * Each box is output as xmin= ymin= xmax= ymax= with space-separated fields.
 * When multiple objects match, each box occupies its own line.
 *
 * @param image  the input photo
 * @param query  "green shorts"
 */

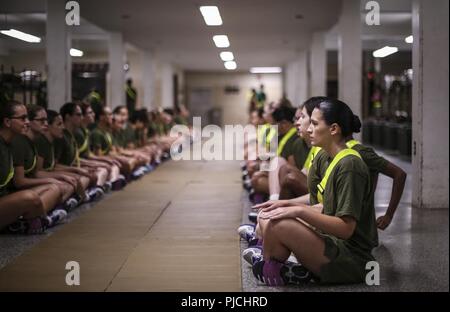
xmin=315 ymin=235 xmax=375 ymax=285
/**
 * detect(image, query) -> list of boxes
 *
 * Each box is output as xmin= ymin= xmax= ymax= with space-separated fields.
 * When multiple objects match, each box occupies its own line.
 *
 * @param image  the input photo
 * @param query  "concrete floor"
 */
xmin=241 ymin=151 xmax=449 ymax=292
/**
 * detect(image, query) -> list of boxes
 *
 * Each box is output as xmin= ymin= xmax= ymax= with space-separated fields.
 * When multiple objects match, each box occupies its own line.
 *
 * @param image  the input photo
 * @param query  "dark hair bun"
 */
xmin=352 ymin=114 xmax=361 ymax=133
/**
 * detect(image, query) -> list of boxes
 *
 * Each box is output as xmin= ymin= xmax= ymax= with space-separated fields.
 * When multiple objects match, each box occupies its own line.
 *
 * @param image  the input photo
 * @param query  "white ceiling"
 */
xmin=0 ymin=0 xmax=413 ymax=71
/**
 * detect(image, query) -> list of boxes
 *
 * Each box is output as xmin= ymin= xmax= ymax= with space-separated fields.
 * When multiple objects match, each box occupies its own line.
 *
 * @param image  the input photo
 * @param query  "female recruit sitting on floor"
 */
xmin=252 ymin=99 xmax=378 ymax=286
xmin=9 ymin=105 xmax=72 ymax=221
xmin=249 ymin=105 xmax=299 ymax=204
xmin=0 ymin=101 xmax=65 ymax=234
xmin=76 ymin=103 xmax=126 ymax=190
xmin=32 ymin=108 xmax=91 ymax=205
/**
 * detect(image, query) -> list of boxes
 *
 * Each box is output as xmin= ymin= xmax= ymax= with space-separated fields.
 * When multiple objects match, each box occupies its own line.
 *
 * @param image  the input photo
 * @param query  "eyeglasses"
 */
xmin=9 ymin=115 xmax=29 ymax=121
xmin=33 ymin=117 xmax=48 ymax=123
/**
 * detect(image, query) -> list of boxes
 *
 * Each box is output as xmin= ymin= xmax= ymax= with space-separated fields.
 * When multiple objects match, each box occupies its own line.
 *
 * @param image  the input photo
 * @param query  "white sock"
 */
xmin=269 ymin=194 xmax=279 ymax=201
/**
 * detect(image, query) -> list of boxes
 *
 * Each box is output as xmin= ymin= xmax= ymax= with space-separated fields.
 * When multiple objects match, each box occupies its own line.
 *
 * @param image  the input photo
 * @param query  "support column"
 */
xmin=108 ymin=32 xmax=125 ymax=109
xmin=338 ymin=0 xmax=362 ymax=129
xmin=284 ymin=52 xmax=308 ymax=106
xmin=297 ymin=51 xmax=309 ymax=105
xmin=141 ymin=51 xmax=156 ymax=111
xmin=309 ymin=32 xmax=327 ymax=97
xmin=46 ymin=0 xmax=71 ymax=110
xmin=412 ymin=0 xmax=449 ymax=209
xmin=161 ymin=62 xmax=174 ymax=109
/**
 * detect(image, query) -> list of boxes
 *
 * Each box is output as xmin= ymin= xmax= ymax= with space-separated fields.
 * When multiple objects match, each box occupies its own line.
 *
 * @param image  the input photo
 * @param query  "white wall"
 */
xmin=185 ymin=72 xmax=283 ymax=126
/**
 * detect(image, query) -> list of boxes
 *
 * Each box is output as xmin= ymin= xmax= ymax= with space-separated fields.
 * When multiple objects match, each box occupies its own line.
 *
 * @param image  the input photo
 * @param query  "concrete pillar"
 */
xmin=141 ymin=51 xmax=156 ymax=110
xmin=337 ymin=0 xmax=362 ymax=129
xmin=46 ymin=0 xmax=71 ymax=110
xmin=309 ymin=32 xmax=327 ymax=97
xmin=284 ymin=52 xmax=309 ymax=106
xmin=412 ymin=0 xmax=449 ymax=209
xmin=161 ymin=62 xmax=174 ymax=109
xmin=108 ymin=32 xmax=125 ymax=109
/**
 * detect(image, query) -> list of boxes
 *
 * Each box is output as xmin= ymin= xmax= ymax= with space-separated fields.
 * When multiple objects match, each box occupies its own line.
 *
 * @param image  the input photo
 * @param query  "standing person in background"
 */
xmin=249 ymin=88 xmax=258 ymax=112
xmin=125 ymin=79 xmax=137 ymax=120
xmin=256 ymin=84 xmax=267 ymax=109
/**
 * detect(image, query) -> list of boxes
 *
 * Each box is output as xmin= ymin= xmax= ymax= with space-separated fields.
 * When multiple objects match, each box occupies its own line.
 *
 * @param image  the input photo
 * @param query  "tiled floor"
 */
xmin=0 ymin=149 xmax=448 ymax=292
xmin=241 ymin=150 xmax=449 ymax=292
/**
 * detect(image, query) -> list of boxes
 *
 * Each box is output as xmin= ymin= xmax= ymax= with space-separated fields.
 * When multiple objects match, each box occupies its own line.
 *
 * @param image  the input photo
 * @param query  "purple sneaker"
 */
xmin=252 ymin=259 xmax=312 ymax=286
xmin=242 ymin=246 xmax=263 ymax=265
xmin=237 ymin=224 xmax=255 ymax=242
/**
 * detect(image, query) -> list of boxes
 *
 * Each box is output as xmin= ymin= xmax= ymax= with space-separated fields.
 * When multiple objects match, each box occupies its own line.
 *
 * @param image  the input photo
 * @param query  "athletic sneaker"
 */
xmin=243 ymin=246 xmax=263 ymax=265
xmin=248 ymin=236 xmax=263 ymax=247
xmin=111 ymin=177 xmax=127 ymax=191
xmin=46 ymin=209 xmax=68 ymax=227
xmin=243 ymin=178 xmax=252 ymax=191
xmin=103 ymin=181 xmax=113 ymax=193
xmin=64 ymin=197 xmax=79 ymax=211
xmin=131 ymin=168 xmax=145 ymax=180
xmin=237 ymin=224 xmax=255 ymax=242
xmin=7 ymin=217 xmax=48 ymax=235
xmin=252 ymin=259 xmax=312 ymax=286
xmin=248 ymin=211 xmax=258 ymax=223
xmin=86 ymin=187 xmax=104 ymax=201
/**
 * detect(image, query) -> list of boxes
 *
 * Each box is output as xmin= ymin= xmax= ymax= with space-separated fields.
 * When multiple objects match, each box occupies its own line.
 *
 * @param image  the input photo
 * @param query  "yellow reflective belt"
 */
xmin=266 ymin=127 xmax=276 ymax=147
xmin=276 ymin=127 xmax=297 ymax=156
xmin=317 ymin=149 xmax=362 ymax=203
xmin=303 ymin=146 xmax=321 ymax=170
xmin=24 ymin=155 xmax=37 ymax=174
xmin=257 ymin=124 xmax=270 ymax=146
xmin=346 ymin=139 xmax=360 ymax=149
xmin=78 ymin=128 xmax=89 ymax=155
xmin=0 ymin=156 xmax=14 ymax=188
xmin=67 ymin=131 xmax=80 ymax=167
xmin=100 ymin=130 xmax=113 ymax=156
xmin=126 ymin=87 xmax=136 ymax=100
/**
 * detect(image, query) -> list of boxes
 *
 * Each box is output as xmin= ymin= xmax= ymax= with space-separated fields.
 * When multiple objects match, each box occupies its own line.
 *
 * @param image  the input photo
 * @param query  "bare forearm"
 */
xmin=386 ymin=171 xmax=407 ymax=217
xmin=288 ymin=194 xmax=310 ymax=205
xmin=14 ymin=176 xmax=51 ymax=189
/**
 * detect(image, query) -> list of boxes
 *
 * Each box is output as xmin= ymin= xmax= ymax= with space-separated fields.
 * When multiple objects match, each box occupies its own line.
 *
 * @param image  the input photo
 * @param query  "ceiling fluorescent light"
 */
xmin=199 ymin=6 xmax=223 ymax=26
xmin=224 ymin=61 xmax=237 ymax=70
xmin=0 ymin=29 xmax=41 ymax=43
xmin=213 ymin=35 xmax=230 ymax=48
xmin=220 ymin=51 xmax=234 ymax=61
xmin=70 ymin=48 xmax=84 ymax=57
xmin=405 ymin=35 xmax=413 ymax=44
xmin=250 ymin=67 xmax=282 ymax=74
xmin=373 ymin=46 xmax=398 ymax=58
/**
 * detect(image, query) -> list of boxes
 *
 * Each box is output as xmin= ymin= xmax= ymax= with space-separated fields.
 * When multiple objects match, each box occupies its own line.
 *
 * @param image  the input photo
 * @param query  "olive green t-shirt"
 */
xmin=308 ymin=144 xmax=388 ymax=202
xmin=74 ymin=127 xmax=91 ymax=159
xmin=34 ymin=134 xmax=55 ymax=171
xmin=10 ymin=134 xmax=37 ymax=177
xmin=292 ymin=137 xmax=311 ymax=170
xmin=0 ymin=136 xmax=14 ymax=196
xmin=90 ymin=127 xmax=113 ymax=155
xmin=174 ymin=115 xmax=188 ymax=126
xmin=123 ymin=124 xmax=136 ymax=148
xmin=54 ymin=129 xmax=79 ymax=166
xmin=112 ymin=129 xmax=126 ymax=148
xmin=279 ymin=132 xmax=299 ymax=160
xmin=318 ymin=154 xmax=378 ymax=255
